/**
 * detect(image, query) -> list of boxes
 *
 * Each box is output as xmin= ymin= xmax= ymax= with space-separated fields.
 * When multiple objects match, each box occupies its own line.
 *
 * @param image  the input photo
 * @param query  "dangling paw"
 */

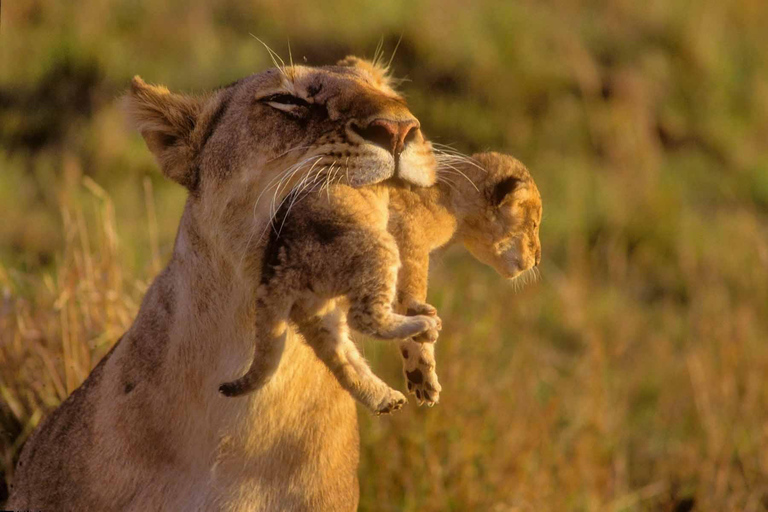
xmin=405 ymin=300 xmax=441 ymax=342
xmin=373 ymin=387 xmax=408 ymax=415
xmin=400 ymin=339 xmax=441 ymax=406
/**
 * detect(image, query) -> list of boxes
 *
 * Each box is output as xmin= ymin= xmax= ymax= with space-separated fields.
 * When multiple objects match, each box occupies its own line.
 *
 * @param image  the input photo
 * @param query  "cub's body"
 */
xmin=220 ymin=183 xmax=438 ymax=414
xmin=220 ymin=152 xmax=543 ymax=416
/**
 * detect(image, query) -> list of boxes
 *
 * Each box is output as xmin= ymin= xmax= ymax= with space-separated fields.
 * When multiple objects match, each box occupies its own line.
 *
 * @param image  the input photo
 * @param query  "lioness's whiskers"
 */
xmin=275 ymin=160 xmax=338 ymax=236
xmin=345 ymin=157 xmax=351 ymax=184
xmin=433 ymin=146 xmax=488 ymax=174
xmin=264 ymin=156 xmax=321 ymax=202
xmin=249 ymin=34 xmax=289 ymax=80
xmin=238 ymin=155 xmax=323 ymax=274
xmin=436 ymin=162 xmax=479 ymax=191
xmin=279 ymin=166 xmax=336 ymax=235
xmin=436 ymin=176 xmax=459 ymax=194
xmin=371 ymin=36 xmax=385 ymax=70
xmin=269 ymin=157 xmax=321 ymax=224
xmin=266 ymin=145 xmax=314 ymax=163
xmin=323 ymin=161 xmax=338 ymax=201
xmin=276 ymin=164 xmax=327 ymax=235
xmin=257 ymin=155 xmax=320 ymax=234
xmin=434 ymin=152 xmax=487 ymax=171
xmin=287 ymin=160 xmax=322 ymax=204
xmin=275 ymin=156 xmax=324 ymax=207
xmin=275 ymin=156 xmax=345 ymax=237
xmin=332 ymin=166 xmax=344 ymax=187
xmin=266 ymin=159 xmax=310 ymax=213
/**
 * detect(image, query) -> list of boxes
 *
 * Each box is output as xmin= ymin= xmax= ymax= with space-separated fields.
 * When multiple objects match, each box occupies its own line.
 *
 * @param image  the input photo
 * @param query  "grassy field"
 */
xmin=2 ymin=0 xmax=768 ymax=509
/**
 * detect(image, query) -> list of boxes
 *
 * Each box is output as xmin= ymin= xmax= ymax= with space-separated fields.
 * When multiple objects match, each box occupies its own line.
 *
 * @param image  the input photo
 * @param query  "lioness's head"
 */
xmin=125 ymin=56 xmax=437 ymax=267
xmin=452 ymin=152 xmax=542 ymax=281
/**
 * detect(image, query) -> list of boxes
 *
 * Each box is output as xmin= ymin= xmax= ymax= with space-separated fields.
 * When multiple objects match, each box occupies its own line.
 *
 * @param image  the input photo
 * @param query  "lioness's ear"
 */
xmin=491 ymin=176 xmax=523 ymax=207
xmin=124 ymin=76 xmax=207 ymax=189
xmin=337 ymin=55 xmax=398 ymax=92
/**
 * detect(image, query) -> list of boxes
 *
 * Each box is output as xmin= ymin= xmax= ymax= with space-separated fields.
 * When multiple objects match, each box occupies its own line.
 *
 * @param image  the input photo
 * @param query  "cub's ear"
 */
xmin=337 ymin=55 xmax=398 ymax=93
xmin=124 ymin=76 xmax=208 ymax=189
xmin=491 ymin=176 xmax=523 ymax=207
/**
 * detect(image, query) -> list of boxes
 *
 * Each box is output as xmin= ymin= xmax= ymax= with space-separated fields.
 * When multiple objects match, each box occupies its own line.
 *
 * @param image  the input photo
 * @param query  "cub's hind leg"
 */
xmin=396 ymin=298 xmax=442 ymax=406
xmin=219 ymin=291 xmax=292 ymax=397
xmin=399 ymin=339 xmax=441 ymax=406
xmin=294 ymin=300 xmax=406 ymax=415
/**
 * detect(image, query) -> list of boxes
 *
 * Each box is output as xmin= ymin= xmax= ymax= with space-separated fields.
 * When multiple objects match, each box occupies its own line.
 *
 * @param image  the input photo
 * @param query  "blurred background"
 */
xmin=2 ymin=0 xmax=768 ymax=509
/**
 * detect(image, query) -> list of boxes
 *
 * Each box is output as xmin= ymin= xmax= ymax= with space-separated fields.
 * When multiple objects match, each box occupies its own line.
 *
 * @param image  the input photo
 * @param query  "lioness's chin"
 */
xmin=346 ymin=144 xmax=436 ymax=188
xmin=347 ymin=165 xmax=394 ymax=187
xmin=398 ymin=160 xmax=436 ymax=187
xmin=346 ymin=155 xmax=436 ymax=188
xmin=398 ymin=145 xmax=437 ymax=187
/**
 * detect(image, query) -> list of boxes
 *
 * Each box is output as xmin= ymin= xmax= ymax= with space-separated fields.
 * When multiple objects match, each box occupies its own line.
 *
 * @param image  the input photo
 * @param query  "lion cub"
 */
xmin=389 ymin=152 xmax=542 ymax=405
xmin=220 ymin=152 xmax=541 ymax=415
xmin=219 ymin=181 xmax=441 ymax=414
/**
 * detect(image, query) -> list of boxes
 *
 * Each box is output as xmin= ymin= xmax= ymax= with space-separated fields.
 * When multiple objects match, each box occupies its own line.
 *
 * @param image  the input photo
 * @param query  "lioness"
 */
xmin=390 ymin=152 xmax=542 ymax=405
xmin=8 ymin=57 xmax=436 ymax=511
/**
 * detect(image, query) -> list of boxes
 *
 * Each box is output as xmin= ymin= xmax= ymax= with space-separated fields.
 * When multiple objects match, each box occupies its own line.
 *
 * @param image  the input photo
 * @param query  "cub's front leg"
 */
xmin=294 ymin=301 xmax=407 ymax=415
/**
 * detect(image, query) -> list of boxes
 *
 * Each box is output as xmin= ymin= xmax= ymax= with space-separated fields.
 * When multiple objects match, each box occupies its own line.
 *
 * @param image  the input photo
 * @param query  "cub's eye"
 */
xmin=532 ymin=220 xmax=538 ymax=229
xmin=260 ymin=93 xmax=310 ymax=113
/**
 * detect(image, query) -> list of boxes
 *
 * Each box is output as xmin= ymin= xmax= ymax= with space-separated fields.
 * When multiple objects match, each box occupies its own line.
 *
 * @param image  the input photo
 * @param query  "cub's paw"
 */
xmin=405 ymin=301 xmax=441 ymax=342
xmin=399 ymin=314 xmax=441 ymax=340
xmin=400 ymin=340 xmax=441 ymax=406
xmin=406 ymin=301 xmax=438 ymax=318
xmin=373 ymin=388 xmax=408 ymax=415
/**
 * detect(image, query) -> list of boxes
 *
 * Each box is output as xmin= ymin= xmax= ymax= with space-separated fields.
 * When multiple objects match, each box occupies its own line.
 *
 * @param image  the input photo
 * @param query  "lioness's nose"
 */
xmin=355 ymin=118 xmax=420 ymax=156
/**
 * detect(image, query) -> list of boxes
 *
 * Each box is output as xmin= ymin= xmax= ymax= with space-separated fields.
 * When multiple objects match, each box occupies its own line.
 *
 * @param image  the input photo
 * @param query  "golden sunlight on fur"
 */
xmin=8 ymin=57 xmax=436 ymax=512
xmin=217 ymin=180 xmax=441 ymax=415
xmin=216 ymin=151 xmax=541 ymax=419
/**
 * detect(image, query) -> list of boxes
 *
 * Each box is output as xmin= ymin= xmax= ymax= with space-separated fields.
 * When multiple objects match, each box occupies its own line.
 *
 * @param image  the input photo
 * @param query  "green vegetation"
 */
xmin=2 ymin=0 xmax=768 ymax=509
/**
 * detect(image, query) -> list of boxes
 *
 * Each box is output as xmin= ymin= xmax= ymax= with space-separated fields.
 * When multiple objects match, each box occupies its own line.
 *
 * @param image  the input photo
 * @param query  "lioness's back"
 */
xmin=9 ymin=343 xmax=121 ymax=508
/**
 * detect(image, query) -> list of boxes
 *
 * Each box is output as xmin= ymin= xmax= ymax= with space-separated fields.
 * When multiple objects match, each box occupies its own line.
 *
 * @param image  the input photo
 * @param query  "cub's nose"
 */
xmin=354 ymin=118 xmax=420 ymax=157
xmin=535 ymin=248 xmax=541 ymax=266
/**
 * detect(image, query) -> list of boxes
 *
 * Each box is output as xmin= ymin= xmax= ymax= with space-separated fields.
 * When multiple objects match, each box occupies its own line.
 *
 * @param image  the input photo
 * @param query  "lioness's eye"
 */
xmin=260 ymin=94 xmax=310 ymax=113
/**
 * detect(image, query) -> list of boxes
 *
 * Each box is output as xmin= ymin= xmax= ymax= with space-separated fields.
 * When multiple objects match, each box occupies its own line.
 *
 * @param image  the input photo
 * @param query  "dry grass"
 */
xmin=3 ymin=0 xmax=768 ymax=509
xmin=0 ymin=177 xmax=149 ymax=494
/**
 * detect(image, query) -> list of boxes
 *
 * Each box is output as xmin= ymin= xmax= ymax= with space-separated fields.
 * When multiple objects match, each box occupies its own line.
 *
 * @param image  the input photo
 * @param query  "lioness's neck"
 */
xmin=126 ymin=201 xmax=360 ymax=507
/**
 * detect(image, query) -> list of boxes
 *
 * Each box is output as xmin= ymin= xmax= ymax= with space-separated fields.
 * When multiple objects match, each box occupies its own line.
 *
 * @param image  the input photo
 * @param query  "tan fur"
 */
xmin=8 ymin=58 xmax=436 ymax=511
xmin=219 ymin=182 xmax=439 ymax=415
xmin=216 ymin=151 xmax=542 ymax=417
xmin=388 ymin=152 xmax=542 ymax=404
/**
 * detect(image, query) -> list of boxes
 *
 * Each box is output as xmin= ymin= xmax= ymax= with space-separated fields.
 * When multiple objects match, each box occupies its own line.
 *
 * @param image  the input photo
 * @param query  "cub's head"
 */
xmin=124 ymin=56 xmax=437 ymax=266
xmin=454 ymin=152 xmax=542 ymax=282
